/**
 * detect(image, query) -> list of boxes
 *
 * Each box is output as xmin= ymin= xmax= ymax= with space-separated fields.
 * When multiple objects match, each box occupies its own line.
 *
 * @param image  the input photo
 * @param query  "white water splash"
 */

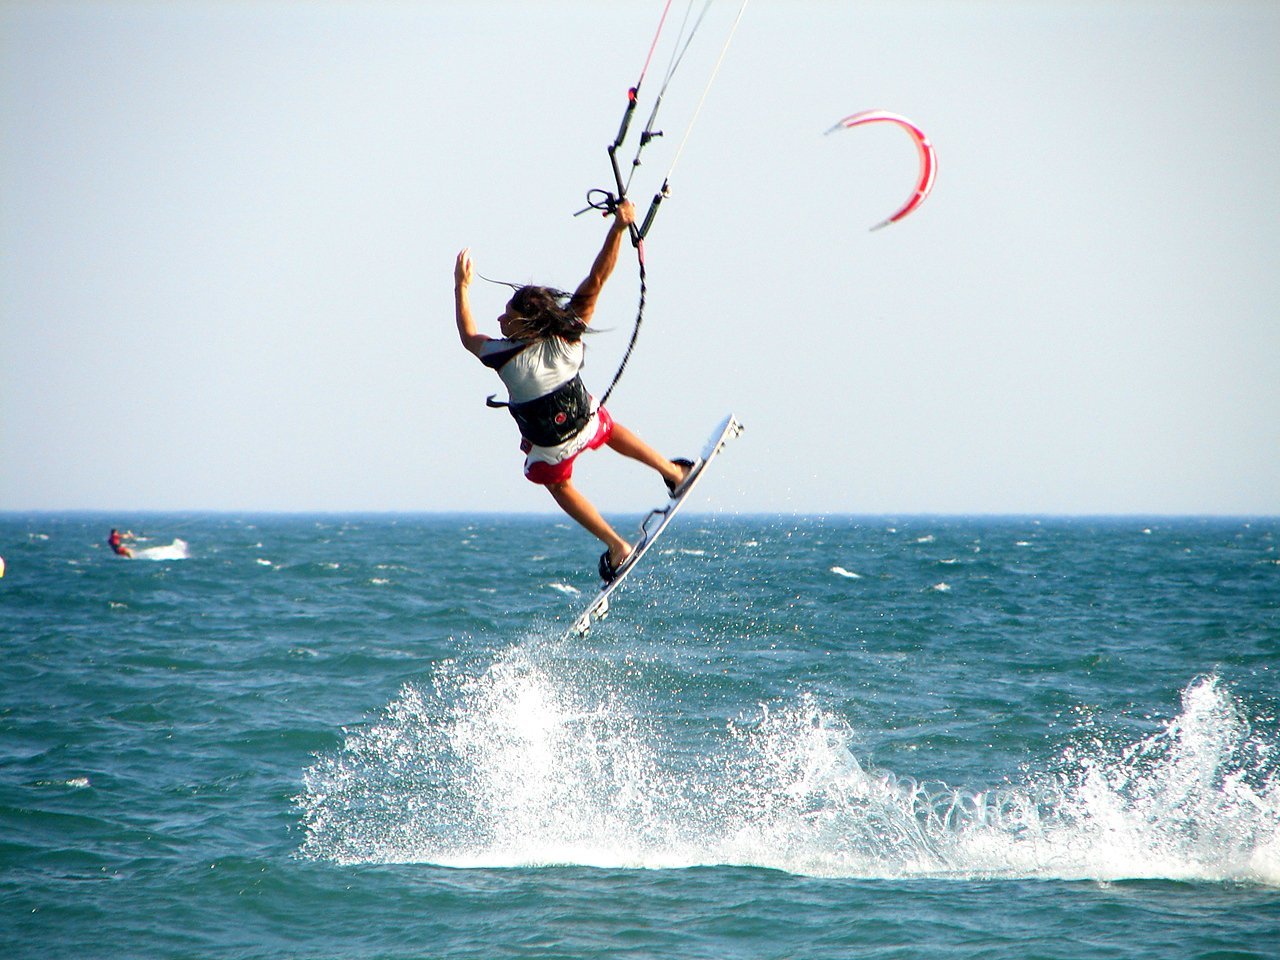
xmin=131 ymin=538 xmax=189 ymax=561
xmin=298 ymin=662 xmax=1279 ymax=884
xmin=1028 ymin=675 xmax=1280 ymax=883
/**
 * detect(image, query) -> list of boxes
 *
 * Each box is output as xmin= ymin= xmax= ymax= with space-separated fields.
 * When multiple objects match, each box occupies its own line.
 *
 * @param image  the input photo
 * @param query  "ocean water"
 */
xmin=2 ymin=512 xmax=1277 ymax=959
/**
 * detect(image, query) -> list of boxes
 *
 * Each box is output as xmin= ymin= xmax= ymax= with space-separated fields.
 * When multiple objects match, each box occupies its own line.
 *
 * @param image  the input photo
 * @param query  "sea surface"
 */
xmin=2 ymin=512 xmax=1278 ymax=959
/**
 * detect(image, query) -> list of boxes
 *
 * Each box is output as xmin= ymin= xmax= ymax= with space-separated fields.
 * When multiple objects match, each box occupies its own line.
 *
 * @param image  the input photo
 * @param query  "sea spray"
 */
xmin=299 ymin=642 xmax=674 ymax=867
xmin=1028 ymin=674 xmax=1280 ymax=882
xmin=299 ymin=646 xmax=1280 ymax=883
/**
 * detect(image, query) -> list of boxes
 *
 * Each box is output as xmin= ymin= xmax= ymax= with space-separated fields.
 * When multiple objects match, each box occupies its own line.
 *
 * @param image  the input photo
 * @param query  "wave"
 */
xmin=297 ymin=659 xmax=1279 ymax=884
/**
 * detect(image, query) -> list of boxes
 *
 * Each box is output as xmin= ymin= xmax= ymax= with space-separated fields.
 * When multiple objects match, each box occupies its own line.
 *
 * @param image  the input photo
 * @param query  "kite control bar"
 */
xmin=575 ymin=85 xmax=668 ymax=248
xmin=574 ymin=182 xmax=668 ymax=246
xmin=574 ymin=49 xmax=671 ymax=248
xmin=575 ymin=0 xmax=747 ymax=247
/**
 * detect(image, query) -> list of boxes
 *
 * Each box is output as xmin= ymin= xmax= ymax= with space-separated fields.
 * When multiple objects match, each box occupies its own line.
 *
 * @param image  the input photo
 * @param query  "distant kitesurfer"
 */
xmin=453 ymin=199 xmax=693 ymax=582
xmin=107 ymin=528 xmax=133 ymax=558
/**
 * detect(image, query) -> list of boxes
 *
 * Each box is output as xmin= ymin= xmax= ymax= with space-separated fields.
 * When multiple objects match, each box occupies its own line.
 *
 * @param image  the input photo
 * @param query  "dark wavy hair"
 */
xmin=509 ymin=285 xmax=589 ymax=342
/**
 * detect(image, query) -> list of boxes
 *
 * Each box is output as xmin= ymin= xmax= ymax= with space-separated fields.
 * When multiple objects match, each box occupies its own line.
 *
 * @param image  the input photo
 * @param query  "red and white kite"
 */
xmin=828 ymin=110 xmax=937 ymax=231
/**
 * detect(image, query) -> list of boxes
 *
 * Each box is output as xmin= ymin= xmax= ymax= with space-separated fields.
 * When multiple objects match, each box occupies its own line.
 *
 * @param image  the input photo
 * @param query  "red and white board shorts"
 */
xmin=523 ymin=406 xmax=615 ymax=486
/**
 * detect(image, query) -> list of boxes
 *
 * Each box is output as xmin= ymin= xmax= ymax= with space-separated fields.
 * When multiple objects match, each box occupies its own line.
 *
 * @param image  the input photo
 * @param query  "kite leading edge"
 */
xmin=828 ymin=109 xmax=937 ymax=231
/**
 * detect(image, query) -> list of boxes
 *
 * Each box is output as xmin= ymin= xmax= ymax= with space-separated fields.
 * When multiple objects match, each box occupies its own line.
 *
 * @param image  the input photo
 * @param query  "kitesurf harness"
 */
xmin=483 ymin=340 xmax=593 ymax=448
xmin=486 ymin=377 xmax=591 ymax=448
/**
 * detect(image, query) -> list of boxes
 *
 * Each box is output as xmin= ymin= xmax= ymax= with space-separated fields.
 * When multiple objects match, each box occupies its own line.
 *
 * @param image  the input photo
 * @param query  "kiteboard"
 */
xmin=567 ymin=413 xmax=743 ymax=637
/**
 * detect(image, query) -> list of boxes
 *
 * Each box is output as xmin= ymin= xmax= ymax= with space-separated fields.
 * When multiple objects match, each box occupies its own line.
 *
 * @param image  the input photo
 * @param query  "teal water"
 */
xmin=2 ymin=513 xmax=1277 ymax=958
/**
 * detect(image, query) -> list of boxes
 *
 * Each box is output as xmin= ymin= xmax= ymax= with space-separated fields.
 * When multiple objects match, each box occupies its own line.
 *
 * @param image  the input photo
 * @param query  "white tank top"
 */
xmin=478 ymin=336 xmax=585 ymax=403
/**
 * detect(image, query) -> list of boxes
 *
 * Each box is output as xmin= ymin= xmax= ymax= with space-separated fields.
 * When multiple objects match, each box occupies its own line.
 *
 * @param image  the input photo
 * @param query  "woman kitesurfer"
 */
xmin=453 ymin=199 xmax=693 ymax=582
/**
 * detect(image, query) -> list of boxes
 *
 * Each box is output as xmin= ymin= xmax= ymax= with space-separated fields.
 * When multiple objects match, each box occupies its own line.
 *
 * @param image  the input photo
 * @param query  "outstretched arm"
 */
xmin=454 ymin=248 xmax=488 ymax=356
xmin=569 ymin=200 xmax=636 ymax=326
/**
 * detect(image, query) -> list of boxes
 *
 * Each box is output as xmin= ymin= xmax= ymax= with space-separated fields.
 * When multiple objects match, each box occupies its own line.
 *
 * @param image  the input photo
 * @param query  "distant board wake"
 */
xmin=568 ymin=414 xmax=743 ymax=637
xmin=132 ymin=538 xmax=190 ymax=561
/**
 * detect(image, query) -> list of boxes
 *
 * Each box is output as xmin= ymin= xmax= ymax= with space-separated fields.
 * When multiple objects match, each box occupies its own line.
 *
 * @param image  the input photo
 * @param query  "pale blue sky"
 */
xmin=3 ymin=1 xmax=1277 ymax=515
